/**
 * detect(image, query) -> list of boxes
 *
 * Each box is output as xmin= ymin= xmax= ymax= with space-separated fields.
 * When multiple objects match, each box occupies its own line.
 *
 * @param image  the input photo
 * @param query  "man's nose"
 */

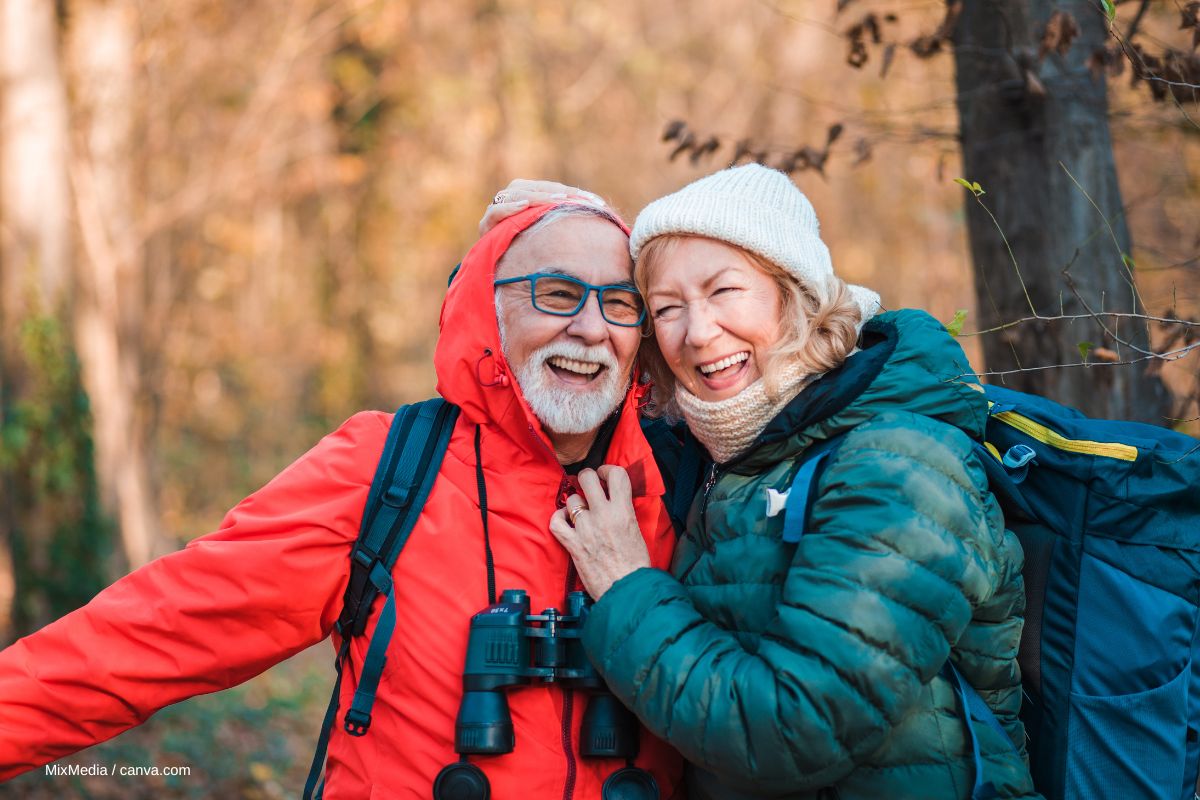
xmin=565 ymin=292 xmax=610 ymax=342
xmin=684 ymin=302 xmax=721 ymax=349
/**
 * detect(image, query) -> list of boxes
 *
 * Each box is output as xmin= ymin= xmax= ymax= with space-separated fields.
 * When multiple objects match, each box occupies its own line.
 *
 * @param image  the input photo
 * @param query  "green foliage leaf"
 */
xmin=1100 ymin=0 xmax=1116 ymax=23
xmin=1121 ymin=253 xmax=1136 ymax=271
xmin=1077 ymin=341 xmax=1094 ymax=361
xmin=944 ymin=309 xmax=969 ymax=336
xmin=953 ymin=177 xmax=985 ymax=197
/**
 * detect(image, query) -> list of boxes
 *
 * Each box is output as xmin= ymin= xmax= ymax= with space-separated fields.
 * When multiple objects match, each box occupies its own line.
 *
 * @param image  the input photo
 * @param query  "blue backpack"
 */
xmin=786 ymin=384 xmax=1200 ymax=800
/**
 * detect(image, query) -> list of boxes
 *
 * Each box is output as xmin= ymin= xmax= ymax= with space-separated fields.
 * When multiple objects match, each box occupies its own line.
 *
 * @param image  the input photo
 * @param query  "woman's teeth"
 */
xmin=548 ymin=356 xmax=602 ymax=375
xmin=699 ymin=352 xmax=749 ymax=375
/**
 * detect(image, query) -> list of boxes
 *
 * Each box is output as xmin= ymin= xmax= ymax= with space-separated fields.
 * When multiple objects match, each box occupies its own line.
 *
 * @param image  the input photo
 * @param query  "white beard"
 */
xmin=498 ymin=323 xmax=629 ymax=435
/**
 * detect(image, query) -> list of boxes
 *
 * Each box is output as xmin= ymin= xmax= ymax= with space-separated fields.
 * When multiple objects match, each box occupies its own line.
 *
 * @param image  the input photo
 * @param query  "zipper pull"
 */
xmin=556 ymin=475 xmax=578 ymax=509
xmin=702 ymin=463 xmax=719 ymax=496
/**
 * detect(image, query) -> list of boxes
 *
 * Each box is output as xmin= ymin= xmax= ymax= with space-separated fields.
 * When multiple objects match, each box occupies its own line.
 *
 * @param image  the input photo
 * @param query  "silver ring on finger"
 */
xmin=492 ymin=192 xmax=508 ymax=205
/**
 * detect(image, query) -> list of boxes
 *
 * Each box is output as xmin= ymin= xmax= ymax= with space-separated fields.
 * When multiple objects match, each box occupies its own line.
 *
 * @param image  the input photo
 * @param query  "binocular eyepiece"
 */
xmin=434 ymin=589 xmax=658 ymax=800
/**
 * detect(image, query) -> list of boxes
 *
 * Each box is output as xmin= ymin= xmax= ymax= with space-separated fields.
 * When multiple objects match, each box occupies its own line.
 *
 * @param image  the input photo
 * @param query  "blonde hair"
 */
xmin=634 ymin=235 xmax=863 ymax=416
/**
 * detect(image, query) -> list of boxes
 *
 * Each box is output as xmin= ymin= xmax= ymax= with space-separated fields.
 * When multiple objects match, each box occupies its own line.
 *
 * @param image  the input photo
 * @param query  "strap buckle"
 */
xmin=344 ymin=708 xmax=372 ymax=737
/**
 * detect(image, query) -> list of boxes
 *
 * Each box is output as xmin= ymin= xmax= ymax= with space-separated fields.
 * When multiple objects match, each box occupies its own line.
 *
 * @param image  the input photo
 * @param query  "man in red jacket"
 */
xmin=0 ymin=201 xmax=684 ymax=798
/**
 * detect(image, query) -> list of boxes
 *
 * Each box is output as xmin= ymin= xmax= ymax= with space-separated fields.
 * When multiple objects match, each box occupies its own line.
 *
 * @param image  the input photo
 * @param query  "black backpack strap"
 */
xmin=304 ymin=399 xmax=460 ymax=800
xmin=337 ymin=399 xmax=460 ymax=638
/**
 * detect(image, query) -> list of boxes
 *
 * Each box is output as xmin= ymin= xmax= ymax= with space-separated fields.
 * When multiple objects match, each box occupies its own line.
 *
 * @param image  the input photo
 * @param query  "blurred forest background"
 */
xmin=1 ymin=0 xmax=1197 ymax=796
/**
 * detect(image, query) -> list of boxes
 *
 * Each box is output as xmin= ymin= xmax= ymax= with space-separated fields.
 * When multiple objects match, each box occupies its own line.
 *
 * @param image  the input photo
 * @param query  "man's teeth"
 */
xmin=699 ymin=352 xmax=749 ymax=375
xmin=548 ymin=356 xmax=602 ymax=375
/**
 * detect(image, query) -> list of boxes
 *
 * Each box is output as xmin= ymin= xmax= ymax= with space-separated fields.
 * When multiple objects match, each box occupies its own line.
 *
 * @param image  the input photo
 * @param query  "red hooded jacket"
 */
xmin=0 ymin=204 xmax=684 ymax=798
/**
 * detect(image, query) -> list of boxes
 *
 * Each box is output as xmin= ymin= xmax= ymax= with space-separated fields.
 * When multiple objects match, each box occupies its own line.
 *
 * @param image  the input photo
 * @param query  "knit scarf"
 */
xmin=675 ymin=359 xmax=816 ymax=465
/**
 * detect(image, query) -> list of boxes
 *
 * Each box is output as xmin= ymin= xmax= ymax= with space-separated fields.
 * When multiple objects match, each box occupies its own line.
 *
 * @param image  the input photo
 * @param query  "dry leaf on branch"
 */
xmin=1039 ymin=11 xmax=1080 ymax=60
xmin=910 ymin=35 xmax=943 ymax=58
xmin=880 ymin=42 xmax=897 ymax=78
xmin=689 ymin=135 xmax=720 ymax=164
xmin=1086 ymin=45 xmax=1125 ymax=80
xmin=1181 ymin=2 xmax=1199 ymax=33
xmin=937 ymin=0 xmax=963 ymax=39
xmin=662 ymin=119 xmax=687 ymax=142
xmin=910 ymin=0 xmax=961 ymax=59
xmin=844 ymin=13 xmax=883 ymax=68
xmin=852 ymin=137 xmax=872 ymax=166
xmin=669 ymin=131 xmax=696 ymax=161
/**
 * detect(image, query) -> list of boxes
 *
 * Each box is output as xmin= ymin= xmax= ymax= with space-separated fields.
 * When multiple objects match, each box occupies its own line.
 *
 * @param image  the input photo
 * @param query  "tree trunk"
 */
xmin=68 ymin=0 xmax=159 ymax=568
xmin=0 ymin=0 xmax=73 ymax=638
xmin=952 ymin=0 xmax=1170 ymax=423
xmin=1 ymin=0 xmax=73 ymax=642
xmin=0 ymin=0 xmax=72 ymax=309
xmin=1 ymin=0 xmax=113 ymax=639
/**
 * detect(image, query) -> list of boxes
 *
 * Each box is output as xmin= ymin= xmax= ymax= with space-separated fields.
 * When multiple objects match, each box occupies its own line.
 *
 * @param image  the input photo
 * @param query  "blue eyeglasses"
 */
xmin=493 ymin=272 xmax=647 ymax=327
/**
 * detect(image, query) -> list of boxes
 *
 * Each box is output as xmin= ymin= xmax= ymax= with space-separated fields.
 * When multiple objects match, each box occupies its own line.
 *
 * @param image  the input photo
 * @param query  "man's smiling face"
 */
xmin=494 ymin=211 xmax=641 ymax=436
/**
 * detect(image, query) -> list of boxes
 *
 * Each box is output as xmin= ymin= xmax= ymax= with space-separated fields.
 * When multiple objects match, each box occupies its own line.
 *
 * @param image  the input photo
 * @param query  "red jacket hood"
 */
xmin=433 ymin=204 xmax=661 ymax=493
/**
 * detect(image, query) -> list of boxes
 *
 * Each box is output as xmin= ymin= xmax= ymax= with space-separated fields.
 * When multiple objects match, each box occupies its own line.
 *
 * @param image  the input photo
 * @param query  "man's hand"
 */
xmin=548 ymin=465 xmax=651 ymax=600
xmin=479 ymin=179 xmax=607 ymax=236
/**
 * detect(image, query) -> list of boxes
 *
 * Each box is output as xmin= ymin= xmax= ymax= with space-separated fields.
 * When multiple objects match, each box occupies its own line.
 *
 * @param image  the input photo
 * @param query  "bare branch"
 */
xmin=961 ymin=311 xmax=1200 ymax=338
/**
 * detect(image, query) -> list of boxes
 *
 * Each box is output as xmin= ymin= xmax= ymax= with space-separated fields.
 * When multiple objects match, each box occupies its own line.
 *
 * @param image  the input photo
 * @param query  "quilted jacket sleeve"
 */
xmin=0 ymin=412 xmax=387 ymax=779
xmin=581 ymin=413 xmax=1001 ymax=795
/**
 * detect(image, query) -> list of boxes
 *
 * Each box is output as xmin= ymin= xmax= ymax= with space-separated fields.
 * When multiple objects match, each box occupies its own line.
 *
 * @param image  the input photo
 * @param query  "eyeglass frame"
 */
xmin=492 ymin=271 xmax=648 ymax=327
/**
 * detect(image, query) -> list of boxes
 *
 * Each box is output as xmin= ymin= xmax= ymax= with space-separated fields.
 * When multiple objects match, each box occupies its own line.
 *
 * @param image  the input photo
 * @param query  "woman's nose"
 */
xmin=684 ymin=303 xmax=721 ymax=348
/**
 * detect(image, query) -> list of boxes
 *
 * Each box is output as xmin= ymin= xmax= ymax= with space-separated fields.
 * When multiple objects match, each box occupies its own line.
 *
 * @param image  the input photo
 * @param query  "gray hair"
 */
xmin=520 ymin=202 xmax=626 ymax=240
xmin=495 ymin=201 xmax=628 ymax=305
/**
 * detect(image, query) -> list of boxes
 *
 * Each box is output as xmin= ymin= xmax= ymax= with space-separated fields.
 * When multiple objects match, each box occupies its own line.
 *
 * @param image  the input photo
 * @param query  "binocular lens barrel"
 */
xmin=455 ymin=690 xmax=515 ymax=754
xmin=580 ymin=693 xmax=640 ymax=760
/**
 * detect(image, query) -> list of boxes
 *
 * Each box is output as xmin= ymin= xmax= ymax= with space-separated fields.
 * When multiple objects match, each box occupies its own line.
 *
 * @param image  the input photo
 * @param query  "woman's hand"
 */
xmin=549 ymin=465 xmax=651 ymax=600
xmin=479 ymin=179 xmax=606 ymax=236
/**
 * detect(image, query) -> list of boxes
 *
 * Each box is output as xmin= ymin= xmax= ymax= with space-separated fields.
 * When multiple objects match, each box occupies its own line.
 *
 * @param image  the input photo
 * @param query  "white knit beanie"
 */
xmin=630 ymin=164 xmax=882 ymax=319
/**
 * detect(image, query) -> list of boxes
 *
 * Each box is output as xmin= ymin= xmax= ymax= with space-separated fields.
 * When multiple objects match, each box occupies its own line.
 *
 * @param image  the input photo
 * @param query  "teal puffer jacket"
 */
xmin=583 ymin=310 xmax=1040 ymax=799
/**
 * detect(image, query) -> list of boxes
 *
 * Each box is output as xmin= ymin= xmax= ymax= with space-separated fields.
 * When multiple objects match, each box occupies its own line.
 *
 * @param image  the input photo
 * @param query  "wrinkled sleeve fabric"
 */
xmin=582 ymin=414 xmax=999 ymax=795
xmin=0 ymin=411 xmax=387 ymax=779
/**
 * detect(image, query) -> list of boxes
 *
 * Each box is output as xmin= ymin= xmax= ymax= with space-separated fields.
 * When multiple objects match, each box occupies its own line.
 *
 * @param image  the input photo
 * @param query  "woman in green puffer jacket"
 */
xmin=544 ymin=165 xmax=1042 ymax=799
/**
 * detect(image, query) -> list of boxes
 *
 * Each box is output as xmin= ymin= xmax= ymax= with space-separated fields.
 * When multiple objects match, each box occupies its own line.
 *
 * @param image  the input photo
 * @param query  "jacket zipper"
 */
xmin=516 ymin=425 xmax=587 ymax=799
xmin=561 ymin=562 xmax=579 ymax=800
xmin=698 ymin=462 xmax=720 ymax=550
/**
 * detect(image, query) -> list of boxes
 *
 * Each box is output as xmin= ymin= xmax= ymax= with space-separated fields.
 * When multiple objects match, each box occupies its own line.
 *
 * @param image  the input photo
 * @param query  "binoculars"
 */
xmin=434 ymin=589 xmax=658 ymax=800
xmin=456 ymin=588 xmax=636 ymax=757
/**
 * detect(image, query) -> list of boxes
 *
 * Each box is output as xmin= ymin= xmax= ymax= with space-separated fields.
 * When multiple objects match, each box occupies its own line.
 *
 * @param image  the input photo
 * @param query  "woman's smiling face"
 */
xmin=645 ymin=237 xmax=787 ymax=402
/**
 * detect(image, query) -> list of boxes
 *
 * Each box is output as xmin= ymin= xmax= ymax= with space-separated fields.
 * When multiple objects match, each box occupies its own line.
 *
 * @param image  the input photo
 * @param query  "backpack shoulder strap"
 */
xmin=337 ymin=398 xmax=460 ymax=637
xmin=781 ymin=434 xmax=845 ymax=544
xmin=304 ymin=398 xmax=459 ymax=800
